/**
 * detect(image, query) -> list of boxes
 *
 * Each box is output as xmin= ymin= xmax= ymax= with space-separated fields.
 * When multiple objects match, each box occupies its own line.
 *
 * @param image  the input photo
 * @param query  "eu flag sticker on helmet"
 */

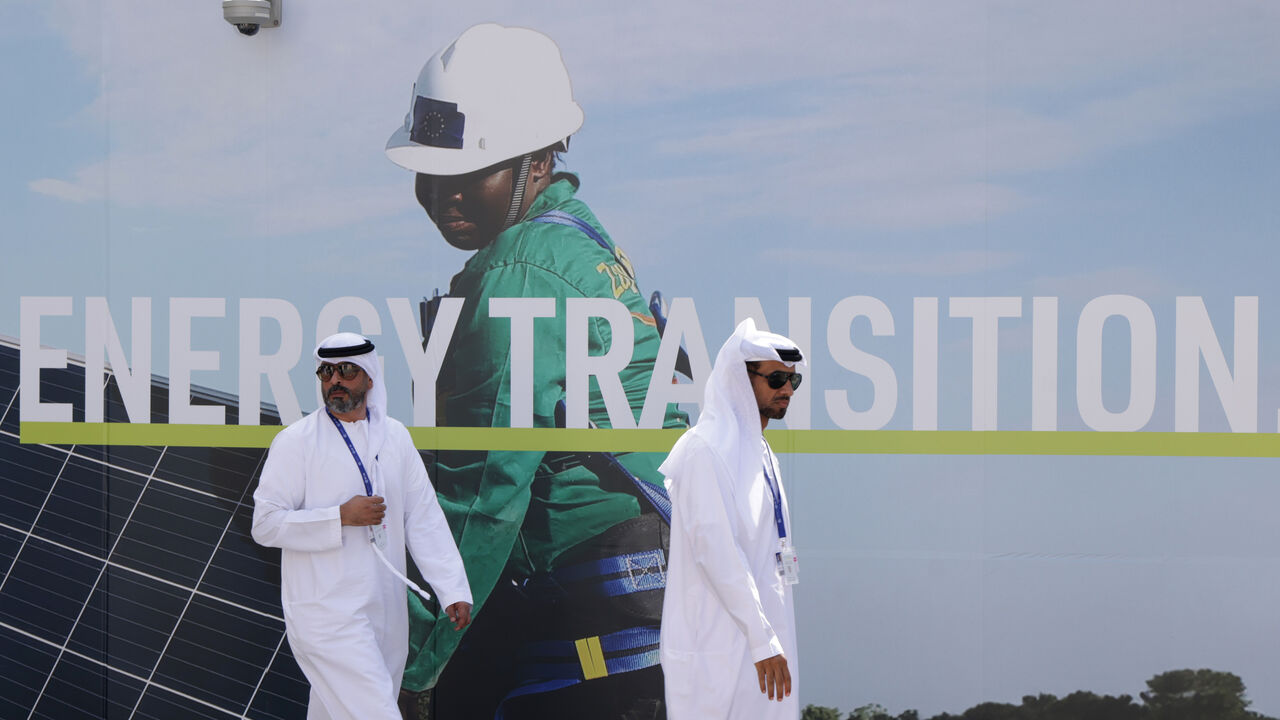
xmin=411 ymin=97 xmax=465 ymax=149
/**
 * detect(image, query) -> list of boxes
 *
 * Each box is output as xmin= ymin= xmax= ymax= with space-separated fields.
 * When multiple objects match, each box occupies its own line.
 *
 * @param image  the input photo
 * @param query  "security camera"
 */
xmin=223 ymin=0 xmax=281 ymax=37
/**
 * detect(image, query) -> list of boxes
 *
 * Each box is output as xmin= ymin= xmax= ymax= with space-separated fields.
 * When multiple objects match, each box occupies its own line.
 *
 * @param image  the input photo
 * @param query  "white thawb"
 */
xmin=659 ymin=319 xmax=804 ymax=719
xmin=252 ymin=333 xmax=471 ymax=720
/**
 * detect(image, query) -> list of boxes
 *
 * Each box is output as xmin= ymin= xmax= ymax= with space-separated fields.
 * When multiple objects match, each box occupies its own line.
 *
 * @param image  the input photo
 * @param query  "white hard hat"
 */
xmin=386 ymin=23 xmax=584 ymax=177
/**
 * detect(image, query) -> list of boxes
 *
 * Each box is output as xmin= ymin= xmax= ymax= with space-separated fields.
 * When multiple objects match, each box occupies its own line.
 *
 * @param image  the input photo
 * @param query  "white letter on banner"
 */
xmin=1031 ymin=297 xmax=1058 ymax=431
xmin=1174 ymin=296 xmax=1258 ymax=432
xmin=489 ymin=297 xmax=555 ymax=428
xmin=1076 ymin=295 xmax=1156 ymax=431
xmin=913 ymin=298 xmax=938 ymax=430
xmin=565 ymin=298 xmax=636 ymax=429
xmin=640 ymin=297 xmax=712 ymax=428
xmin=950 ymin=297 xmax=1022 ymax=431
xmin=314 ymin=297 xmax=383 ymax=410
xmin=389 ymin=297 xmax=463 ymax=427
xmin=734 ymin=297 xmax=812 ymax=429
xmin=316 ymin=296 xmax=383 ymax=341
xmin=19 ymin=296 xmax=73 ymax=422
xmin=239 ymin=299 xmax=302 ymax=425
xmin=170 ymin=298 xmax=226 ymax=425
xmin=826 ymin=296 xmax=897 ymax=429
xmin=86 ymin=297 xmax=151 ymax=423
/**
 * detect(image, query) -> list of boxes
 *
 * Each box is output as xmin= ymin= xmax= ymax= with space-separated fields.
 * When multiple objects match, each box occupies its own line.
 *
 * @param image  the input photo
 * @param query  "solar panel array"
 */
xmin=0 ymin=340 xmax=310 ymax=719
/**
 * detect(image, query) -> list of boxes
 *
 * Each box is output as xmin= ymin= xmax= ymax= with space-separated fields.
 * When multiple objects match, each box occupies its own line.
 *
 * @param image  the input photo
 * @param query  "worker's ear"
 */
xmin=529 ymin=148 xmax=554 ymax=183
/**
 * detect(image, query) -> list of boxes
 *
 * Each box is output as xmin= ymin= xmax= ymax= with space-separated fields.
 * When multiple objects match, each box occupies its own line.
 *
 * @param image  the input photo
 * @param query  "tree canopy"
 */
xmin=801 ymin=669 xmax=1273 ymax=720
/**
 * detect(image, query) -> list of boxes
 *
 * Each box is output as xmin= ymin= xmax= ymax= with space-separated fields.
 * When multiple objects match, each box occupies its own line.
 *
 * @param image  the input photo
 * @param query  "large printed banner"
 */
xmin=3 ymin=2 xmax=1280 ymax=719
xmin=17 ymin=293 xmax=1270 ymax=436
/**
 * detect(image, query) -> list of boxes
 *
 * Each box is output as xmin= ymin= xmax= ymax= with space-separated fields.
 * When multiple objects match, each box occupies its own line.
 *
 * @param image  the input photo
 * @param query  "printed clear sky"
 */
xmin=3 ymin=1 xmax=1280 ymax=715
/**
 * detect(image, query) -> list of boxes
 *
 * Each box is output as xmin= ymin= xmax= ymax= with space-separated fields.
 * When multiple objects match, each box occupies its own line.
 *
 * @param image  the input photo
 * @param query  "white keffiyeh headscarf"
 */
xmin=660 ymin=319 xmax=805 ymax=486
xmin=314 ymin=332 xmax=388 ymax=462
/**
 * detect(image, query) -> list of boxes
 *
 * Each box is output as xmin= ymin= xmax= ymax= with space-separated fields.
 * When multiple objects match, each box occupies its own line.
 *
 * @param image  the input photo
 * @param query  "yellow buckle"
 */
xmin=574 ymin=635 xmax=608 ymax=680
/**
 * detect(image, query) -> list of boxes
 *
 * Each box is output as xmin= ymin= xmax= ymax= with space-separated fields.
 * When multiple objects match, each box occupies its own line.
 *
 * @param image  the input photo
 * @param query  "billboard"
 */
xmin=3 ymin=2 xmax=1280 ymax=718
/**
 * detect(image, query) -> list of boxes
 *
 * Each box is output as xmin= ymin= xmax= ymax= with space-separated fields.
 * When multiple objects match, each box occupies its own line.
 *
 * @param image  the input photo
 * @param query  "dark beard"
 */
xmin=325 ymin=385 xmax=367 ymax=415
xmin=760 ymin=405 xmax=787 ymax=421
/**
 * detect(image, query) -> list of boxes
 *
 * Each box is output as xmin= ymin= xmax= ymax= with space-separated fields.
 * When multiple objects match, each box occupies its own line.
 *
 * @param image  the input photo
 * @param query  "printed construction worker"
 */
xmin=385 ymin=23 xmax=688 ymax=720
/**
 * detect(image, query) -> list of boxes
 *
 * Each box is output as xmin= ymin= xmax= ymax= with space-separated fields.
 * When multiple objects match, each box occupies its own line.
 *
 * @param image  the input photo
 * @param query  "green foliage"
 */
xmin=1141 ymin=669 xmax=1253 ymax=720
xmin=803 ymin=705 xmax=843 ymax=720
xmin=958 ymin=701 xmax=1022 ymax=720
xmin=1049 ymin=690 xmax=1142 ymax=720
xmin=848 ymin=703 xmax=894 ymax=720
xmin=812 ymin=667 xmax=1275 ymax=720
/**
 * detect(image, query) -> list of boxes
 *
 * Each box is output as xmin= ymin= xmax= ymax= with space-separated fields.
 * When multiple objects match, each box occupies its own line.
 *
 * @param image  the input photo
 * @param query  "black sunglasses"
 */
xmin=748 ymin=369 xmax=802 ymax=390
xmin=315 ymin=362 xmax=362 ymax=381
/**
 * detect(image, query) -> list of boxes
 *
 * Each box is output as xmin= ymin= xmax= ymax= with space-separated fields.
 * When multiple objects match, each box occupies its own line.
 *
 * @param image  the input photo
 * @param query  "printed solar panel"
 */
xmin=0 ymin=339 xmax=311 ymax=719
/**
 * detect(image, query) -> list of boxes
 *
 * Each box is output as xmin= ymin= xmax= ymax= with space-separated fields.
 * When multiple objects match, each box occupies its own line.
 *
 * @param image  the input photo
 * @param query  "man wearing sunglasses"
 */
xmin=252 ymin=332 xmax=472 ymax=720
xmin=659 ymin=319 xmax=805 ymax=719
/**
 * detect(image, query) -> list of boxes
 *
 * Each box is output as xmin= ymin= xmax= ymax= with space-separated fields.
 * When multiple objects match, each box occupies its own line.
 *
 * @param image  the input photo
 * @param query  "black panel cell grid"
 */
xmin=110 ymin=473 xmax=236 ymax=588
xmin=30 ymin=454 xmax=149 ymax=558
xmin=0 ymin=442 xmax=72 ymax=549
xmin=0 ymin=340 xmax=309 ymax=719
xmin=0 ymin=360 xmax=20 ymax=435
xmin=1 ymin=623 xmax=61 ymax=719
xmin=28 ymin=648 xmax=146 ymax=720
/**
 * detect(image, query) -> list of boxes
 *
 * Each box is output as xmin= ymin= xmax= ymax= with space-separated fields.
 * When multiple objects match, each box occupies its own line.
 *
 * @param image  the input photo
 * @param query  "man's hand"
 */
xmin=445 ymin=601 xmax=472 ymax=630
xmin=755 ymin=653 xmax=791 ymax=701
xmin=339 ymin=495 xmax=386 ymax=526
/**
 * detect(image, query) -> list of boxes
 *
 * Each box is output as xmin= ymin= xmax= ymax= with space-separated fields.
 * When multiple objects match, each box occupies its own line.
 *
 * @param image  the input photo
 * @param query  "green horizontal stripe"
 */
xmin=763 ymin=430 xmax=1280 ymax=457
xmin=20 ymin=422 xmax=283 ymax=448
xmin=18 ymin=422 xmax=1280 ymax=457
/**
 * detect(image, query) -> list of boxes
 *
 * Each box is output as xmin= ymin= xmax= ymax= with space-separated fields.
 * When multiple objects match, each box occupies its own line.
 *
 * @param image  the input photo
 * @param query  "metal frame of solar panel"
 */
xmin=0 ymin=338 xmax=310 ymax=719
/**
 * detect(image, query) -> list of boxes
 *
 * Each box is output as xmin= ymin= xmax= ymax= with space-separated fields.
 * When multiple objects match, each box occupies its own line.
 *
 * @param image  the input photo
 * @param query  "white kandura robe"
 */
xmin=252 ymin=410 xmax=471 ymax=720
xmin=659 ymin=318 xmax=802 ymax=720
xmin=660 ymin=434 xmax=799 ymax=719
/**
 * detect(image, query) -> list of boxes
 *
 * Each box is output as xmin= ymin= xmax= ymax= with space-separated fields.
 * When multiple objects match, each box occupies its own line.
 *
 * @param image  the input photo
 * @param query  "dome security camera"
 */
xmin=223 ymin=0 xmax=281 ymax=37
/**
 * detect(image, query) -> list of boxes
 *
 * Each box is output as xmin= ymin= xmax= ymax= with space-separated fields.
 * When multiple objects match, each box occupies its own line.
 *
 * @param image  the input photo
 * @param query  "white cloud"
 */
xmin=572 ymin=2 xmax=1280 ymax=233
xmin=28 ymin=177 xmax=100 ymax=203
xmin=1025 ymin=267 xmax=1176 ymax=304
xmin=29 ymin=0 xmax=1280 ymax=242
xmin=763 ymin=248 xmax=1021 ymax=278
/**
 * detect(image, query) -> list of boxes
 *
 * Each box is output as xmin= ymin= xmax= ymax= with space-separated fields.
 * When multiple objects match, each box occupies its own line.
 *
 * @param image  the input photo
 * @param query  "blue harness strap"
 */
xmin=495 ymin=626 xmax=662 ymax=719
xmin=528 ymin=208 xmax=610 ymax=250
xmin=552 ymin=547 xmax=667 ymax=597
xmin=528 ymin=209 xmax=638 ymax=282
xmin=598 ymin=452 xmax=672 ymax=525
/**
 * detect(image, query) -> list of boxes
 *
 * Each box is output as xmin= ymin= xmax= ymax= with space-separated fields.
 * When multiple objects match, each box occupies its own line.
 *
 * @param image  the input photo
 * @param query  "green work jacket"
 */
xmin=403 ymin=174 xmax=686 ymax=690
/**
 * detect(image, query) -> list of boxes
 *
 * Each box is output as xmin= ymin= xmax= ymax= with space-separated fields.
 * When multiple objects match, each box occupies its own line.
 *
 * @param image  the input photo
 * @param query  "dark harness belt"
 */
xmin=498 ymin=525 xmax=668 ymax=716
xmin=495 ymin=625 xmax=662 ymax=719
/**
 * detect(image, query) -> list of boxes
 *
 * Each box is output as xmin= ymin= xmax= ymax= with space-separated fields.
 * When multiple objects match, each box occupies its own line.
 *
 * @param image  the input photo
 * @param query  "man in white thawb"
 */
xmin=659 ymin=319 xmax=804 ymax=719
xmin=252 ymin=332 xmax=472 ymax=720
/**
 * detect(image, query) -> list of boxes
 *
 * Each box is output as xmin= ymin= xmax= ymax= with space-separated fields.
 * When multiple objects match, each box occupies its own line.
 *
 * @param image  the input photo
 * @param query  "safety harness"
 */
xmin=484 ymin=210 xmax=673 ymax=715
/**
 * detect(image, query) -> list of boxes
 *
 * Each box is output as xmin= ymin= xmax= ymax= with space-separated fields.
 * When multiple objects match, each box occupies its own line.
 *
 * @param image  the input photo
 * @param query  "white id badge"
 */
xmin=776 ymin=545 xmax=799 ymax=585
xmin=371 ymin=524 xmax=389 ymax=551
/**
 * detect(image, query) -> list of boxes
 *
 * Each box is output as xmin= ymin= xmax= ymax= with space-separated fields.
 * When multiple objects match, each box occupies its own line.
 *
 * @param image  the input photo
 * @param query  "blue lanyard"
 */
xmin=327 ymin=411 xmax=373 ymax=496
xmin=760 ymin=439 xmax=787 ymax=542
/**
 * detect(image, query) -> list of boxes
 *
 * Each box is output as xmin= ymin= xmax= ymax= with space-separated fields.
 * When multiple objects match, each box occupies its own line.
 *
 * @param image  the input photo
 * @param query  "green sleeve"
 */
xmin=403 ymin=259 xmax=579 ymax=690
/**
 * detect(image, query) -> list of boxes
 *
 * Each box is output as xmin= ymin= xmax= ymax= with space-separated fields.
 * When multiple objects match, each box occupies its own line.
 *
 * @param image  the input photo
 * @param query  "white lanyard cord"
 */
xmin=371 ymin=543 xmax=433 ymax=603
xmin=328 ymin=412 xmax=434 ymax=603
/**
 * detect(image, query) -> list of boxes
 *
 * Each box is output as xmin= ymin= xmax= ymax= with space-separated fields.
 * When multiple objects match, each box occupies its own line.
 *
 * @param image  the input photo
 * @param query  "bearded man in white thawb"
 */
xmin=252 ymin=332 xmax=472 ymax=720
xmin=659 ymin=318 xmax=804 ymax=719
